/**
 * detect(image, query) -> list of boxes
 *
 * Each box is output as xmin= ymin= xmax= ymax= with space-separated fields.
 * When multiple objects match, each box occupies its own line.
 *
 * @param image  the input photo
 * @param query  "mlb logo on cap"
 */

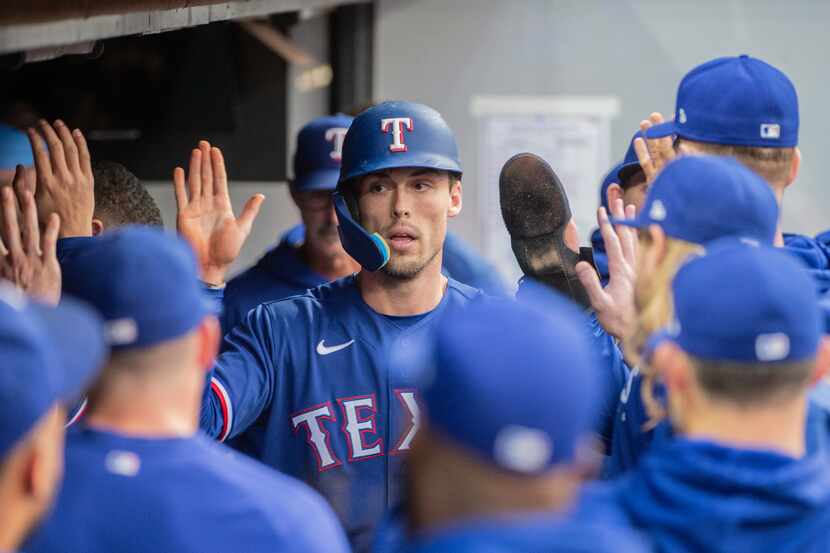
xmin=760 ymin=123 xmax=781 ymax=139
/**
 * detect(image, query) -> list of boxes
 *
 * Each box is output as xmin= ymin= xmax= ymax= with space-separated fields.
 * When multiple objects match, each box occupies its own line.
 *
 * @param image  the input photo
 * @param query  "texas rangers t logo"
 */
xmin=380 ymin=117 xmax=413 ymax=152
xmin=325 ymin=127 xmax=348 ymax=161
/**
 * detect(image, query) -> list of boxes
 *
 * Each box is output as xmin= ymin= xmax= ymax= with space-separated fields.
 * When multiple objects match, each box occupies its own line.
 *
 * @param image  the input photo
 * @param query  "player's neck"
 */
xmin=408 ymin=456 xmax=578 ymax=535
xmin=84 ymin=366 xmax=202 ymax=439
xmin=680 ymin=394 xmax=807 ymax=458
xmin=358 ymin=254 xmax=447 ymax=316
xmin=301 ymin=243 xmax=360 ymax=281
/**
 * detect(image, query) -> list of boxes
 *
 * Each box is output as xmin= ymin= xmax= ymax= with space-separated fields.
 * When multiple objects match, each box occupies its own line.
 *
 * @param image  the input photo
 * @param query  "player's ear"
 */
xmin=785 ymin=147 xmax=801 ymax=189
xmin=91 ymin=218 xmax=105 ymax=236
xmin=648 ymin=224 xmax=668 ymax=262
xmin=810 ymin=336 xmax=830 ymax=385
xmin=654 ymin=341 xmax=690 ymax=394
xmin=196 ymin=316 xmax=221 ymax=372
xmin=447 ymin=176 xmax=462 ymax=218
xmin=606 ymin=183 xmax=624 ymax=208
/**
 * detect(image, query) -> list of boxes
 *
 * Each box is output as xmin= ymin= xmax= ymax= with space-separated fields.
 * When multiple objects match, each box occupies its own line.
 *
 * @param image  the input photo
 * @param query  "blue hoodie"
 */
xmin=784 ymin=231 xmax=830 ymax=331
xmin=584 ymin=438 xmax=830 ymax=553
xmin=603 ymin=371 xmax=830 ymax=479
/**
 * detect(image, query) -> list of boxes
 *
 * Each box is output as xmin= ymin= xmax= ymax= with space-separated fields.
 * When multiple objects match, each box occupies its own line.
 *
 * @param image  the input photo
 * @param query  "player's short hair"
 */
xmin=674 ymin=138 xmax=795 ymax=188
xmin=93 ymin=161 xmax=163 ymax=228
xmin=689 ymin=353 xmax=814 ymax=405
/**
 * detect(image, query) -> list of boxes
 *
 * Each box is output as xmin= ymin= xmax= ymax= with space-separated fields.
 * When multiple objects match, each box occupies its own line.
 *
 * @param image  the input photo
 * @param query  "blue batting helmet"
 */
xmin=333 ymin=101 xmax=462 ymax=271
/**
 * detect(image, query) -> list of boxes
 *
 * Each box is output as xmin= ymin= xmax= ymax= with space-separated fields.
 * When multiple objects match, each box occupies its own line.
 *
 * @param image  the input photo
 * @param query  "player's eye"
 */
xmin=369 ymin=182 xmax=387 ymax=194
xmin=412 ymin=181 xmax=432 ymax=191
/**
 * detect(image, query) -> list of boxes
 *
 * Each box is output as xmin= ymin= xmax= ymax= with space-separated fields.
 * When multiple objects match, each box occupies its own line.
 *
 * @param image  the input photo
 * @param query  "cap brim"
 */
xmin=28 ymin=297 xmax=106 ymax=405
xmin=293 ymin=168 xmax=340 ymax=192
xmin=644 ymin=121 xmax=676 ymax=139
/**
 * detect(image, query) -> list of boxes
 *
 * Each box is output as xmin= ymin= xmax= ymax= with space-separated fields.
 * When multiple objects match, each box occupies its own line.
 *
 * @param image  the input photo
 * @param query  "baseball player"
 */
xmin=0 ymin=287 xmax=105 ymax=553
xmin=221 ymin=113 xmax=506 ymax=335
xmin=374 ymin=285 xmax=649 ymax=553
xmin=579 ymin=242 xmax=830 ymax=552
xmin=634 ymin=55 xmax=830 ymax=301
xmin=91 ymin=160 xmax=164 ymax=233
xmin=25 ymin=226 xmax=350 ymax=553
xmin=179 ymin=101 xmax=482 ymax=551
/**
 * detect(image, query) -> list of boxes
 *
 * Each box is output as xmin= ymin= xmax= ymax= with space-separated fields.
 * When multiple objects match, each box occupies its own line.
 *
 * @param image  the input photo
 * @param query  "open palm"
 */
xmin=174 ymin=141 xmax=264 ymax=285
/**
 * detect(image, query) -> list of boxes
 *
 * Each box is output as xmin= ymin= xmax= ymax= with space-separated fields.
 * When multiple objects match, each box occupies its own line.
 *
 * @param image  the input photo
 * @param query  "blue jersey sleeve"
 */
xmin=200 ymin=303 xmax=283 ymax=442
xmin=588 ymin=313 xmax=630 ymax=450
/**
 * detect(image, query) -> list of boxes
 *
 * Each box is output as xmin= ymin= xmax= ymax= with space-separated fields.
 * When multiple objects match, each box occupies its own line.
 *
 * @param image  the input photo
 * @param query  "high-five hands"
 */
xmin=174 ymin=141 xmax=264 ymax=286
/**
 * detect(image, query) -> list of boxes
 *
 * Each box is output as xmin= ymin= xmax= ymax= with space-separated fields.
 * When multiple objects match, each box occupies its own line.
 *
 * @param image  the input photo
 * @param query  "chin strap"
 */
xmin=333 ymin=191 xmax=390 ymax=272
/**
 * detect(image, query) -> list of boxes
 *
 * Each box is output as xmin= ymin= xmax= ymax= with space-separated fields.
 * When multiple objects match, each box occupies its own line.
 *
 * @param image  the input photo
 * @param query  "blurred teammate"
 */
xmin=580 ymin=243 xmax=830 ymax=552
xmin=26 ymin=227 xmax=348 ymax=553
xmin=179 ymin=102 xmax=480 ymax=551
xmin=375 ymin=288 xmax=649 ymax=553
xmin=0 ymin=289 xmax=105 ymax=553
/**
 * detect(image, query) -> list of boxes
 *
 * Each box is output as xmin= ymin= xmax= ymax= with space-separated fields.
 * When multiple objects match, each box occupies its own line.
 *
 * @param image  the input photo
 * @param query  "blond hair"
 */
xmin=624 ymin=232 xmax=702 ymax=425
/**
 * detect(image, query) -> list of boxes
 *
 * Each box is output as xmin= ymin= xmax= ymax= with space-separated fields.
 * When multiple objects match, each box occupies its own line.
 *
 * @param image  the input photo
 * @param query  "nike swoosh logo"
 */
xmin=316 ymin=339 xmax=355 ymax=355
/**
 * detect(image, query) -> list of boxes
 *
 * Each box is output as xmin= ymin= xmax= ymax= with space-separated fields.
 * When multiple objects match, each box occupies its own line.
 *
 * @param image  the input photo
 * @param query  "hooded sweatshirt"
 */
xmin=585 ymin=438 xmax=830 ymax=553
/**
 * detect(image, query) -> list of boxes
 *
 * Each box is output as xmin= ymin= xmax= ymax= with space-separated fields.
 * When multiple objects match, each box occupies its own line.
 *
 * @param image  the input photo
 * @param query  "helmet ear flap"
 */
xmin=333 ymin=189 xmax=390 ymax=272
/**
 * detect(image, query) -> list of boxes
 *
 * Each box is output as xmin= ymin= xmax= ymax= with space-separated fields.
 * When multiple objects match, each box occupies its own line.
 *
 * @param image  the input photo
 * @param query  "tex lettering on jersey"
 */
xmin=199 ymin=276 xmax=481 ymax=550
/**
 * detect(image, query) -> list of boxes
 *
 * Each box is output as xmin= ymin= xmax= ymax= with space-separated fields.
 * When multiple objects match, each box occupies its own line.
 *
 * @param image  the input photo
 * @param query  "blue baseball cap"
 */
xmin=293 ymin=114 xmax=353 ymax=192
xmin=338 ymin=101 xmax=462 ymax=185
xmin=62 ymin=226 xmax=214 ymax=349
xmin=417 ymin=284 xmax=600 ymax=473
xmin=0 ymin=123 xmax=33 ymax=170
xmin=617 ymin=130 xmax=646 ymax=185
xmin=613 ymin=155 xmax=778 ymax=245
xmin=646 ymin=55 xmax=799 ymax=148
xmin=0 ymin=284 xmax=106 ymax=458
xmin=660 ymin=241 xmax=821 ymax=363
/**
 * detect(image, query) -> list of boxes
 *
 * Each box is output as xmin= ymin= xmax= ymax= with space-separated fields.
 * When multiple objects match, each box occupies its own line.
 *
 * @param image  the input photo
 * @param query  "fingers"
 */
xmin=576 ymin=260 xmax=607 ymax=311
xmin=173 ymin=167 xmax=188 ymax=210
xmin=0 ymin=187 xmax=23 ymax=259
xmin=19 ymin=190 xmax=40 ymax=255
xmin=27 ymin=127 xmax=52 ymax=183
xmin=38 ymin=120 xmax=70 ymax=180
xmin=199 ymin=141 xmax=213 ymax=200
xmin=42 ymin=213 xmax=60 ymax=262
xmin=73 ymin=127 xmax=92 ymax=179
xmin=634 ymin=137 xmax=657 ymax=183
xmin=597 ymin=207 xmax=626 ymax=272
xmin=612 ymin=199 xmax=636 ymax=265
xmin=187 ymin=148 xmax=202 ymax=202
xmin=237 ymin=194 xmax=265 ymax=235
xmin=53 ymin=120 xmax=81 ymax=176
xmin=211 ymin=147 xmax=229 ymax=198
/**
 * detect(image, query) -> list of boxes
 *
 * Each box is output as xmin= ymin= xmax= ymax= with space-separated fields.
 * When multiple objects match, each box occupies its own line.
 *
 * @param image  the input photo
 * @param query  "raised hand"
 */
xmin=27 ymin=119 xmax=94 ymax=237
xmin=575 ymin=198 xmax=637 ymax=340
xmin=0 ymin=165 xmax=61 ymax=305
xmin=174 ymin=141 xmax=264 ymax=285
xmin=634 ymin=112 xmax=676 ymax=184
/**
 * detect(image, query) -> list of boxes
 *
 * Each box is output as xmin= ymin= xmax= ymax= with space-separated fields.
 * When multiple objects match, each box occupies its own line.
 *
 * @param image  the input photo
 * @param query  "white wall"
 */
xmin=375 ymin=0 xmax=830 ymax=249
